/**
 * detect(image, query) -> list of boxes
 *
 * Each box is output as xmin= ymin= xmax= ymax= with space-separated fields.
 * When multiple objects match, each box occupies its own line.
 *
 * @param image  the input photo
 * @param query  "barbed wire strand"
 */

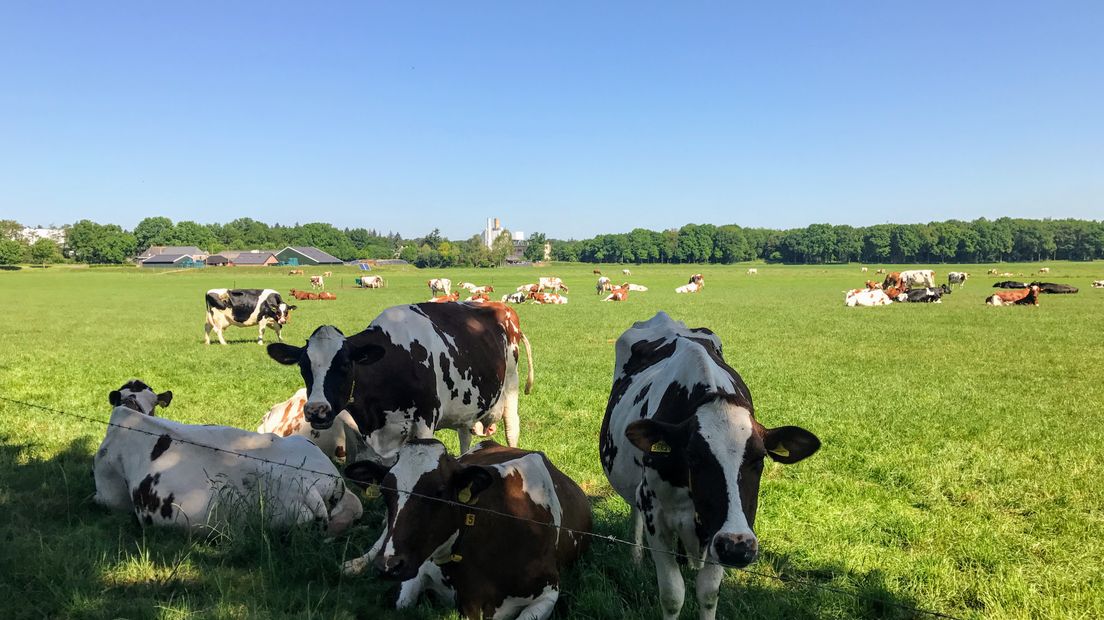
xmin=0 ymin=395 xmax=962 ymax=620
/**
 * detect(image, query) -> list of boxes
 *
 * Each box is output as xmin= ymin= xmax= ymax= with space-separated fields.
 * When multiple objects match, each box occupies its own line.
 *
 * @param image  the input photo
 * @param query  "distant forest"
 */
xmin=2 ymin=216 xmax=1103 ymax=267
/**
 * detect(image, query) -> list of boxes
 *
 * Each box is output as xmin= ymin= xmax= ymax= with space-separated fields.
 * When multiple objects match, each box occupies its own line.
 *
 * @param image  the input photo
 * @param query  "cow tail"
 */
xmin=521 ymin=333 xmax=535 ymax=394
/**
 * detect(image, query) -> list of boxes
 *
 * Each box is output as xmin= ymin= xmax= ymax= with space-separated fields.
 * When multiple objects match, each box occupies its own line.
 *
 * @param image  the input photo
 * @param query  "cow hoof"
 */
xmin=341 ymin=557 xmax=369 ymax=576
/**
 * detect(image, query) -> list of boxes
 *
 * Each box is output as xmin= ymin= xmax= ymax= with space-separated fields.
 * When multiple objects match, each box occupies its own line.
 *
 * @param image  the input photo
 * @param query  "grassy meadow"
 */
xmin=1 ymin=261 xmax=1103 ymax=619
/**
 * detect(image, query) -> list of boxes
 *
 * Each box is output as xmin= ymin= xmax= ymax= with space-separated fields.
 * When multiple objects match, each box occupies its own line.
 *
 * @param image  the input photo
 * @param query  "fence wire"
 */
xmin=0 ymin=394 xmax=963 ymax=620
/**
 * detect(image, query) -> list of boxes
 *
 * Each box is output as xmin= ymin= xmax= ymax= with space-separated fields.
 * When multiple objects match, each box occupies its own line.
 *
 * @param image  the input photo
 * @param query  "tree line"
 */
xmin=2 ymin=216 xmax=1102 ymax=266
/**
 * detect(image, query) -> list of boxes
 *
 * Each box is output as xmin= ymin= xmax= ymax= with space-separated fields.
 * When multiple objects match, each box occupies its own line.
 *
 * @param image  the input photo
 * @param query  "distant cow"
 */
xmin=358 ymin=275 xmax=385 ymax=288
xmin=288 ymin=269 xmax=304 ymax=275
xmin=903 ymin=287 xmax=943 ymax=303
xmin=600 ymin=312 xmax=819 ymax=619
xmin=861 ymin=267 xmax=869 ymax=272
xmin=1031 ymin=282 xmax=1078 ymax=294
xmin=626 ymin=283 xmax=648 ymax=292
xmin=310 ymin=275 xmax=324 ymax=289
xmin=993 ymin=281 xmax=1029 ymax=289
xmin=986 ymin=285 xmax=1041 ymax=306
xmin=1092 ymin=280 xmax=1104 ymax=288
xmin=319 ymin=292 xmax=337 ymax=300
xmin=948 ymin=272 xmax=969 ymax=287
xmin=205 ymin=289 xmax=296 ymax=345
xmin=596 ymin=276 xmax=612 ymax=294
xmin=675 ymin=281 xmax=703 ymax=294
xmin=876 ymin=268 xmax=886 ymax=275
xmin=428 ymin=278 xmax=452 ymax=296
xmin=593 ymin=269 xmax=602 ymax=275
xmin=342 ymin=440 xmax=591 ymax=619
xmin=987 ymin=268 xmax=999 ymax=275
xmin=539 ymin=276 xmax=568 ymax=293
xmin=257 ymin=388 xmax=365 ymax=463
xmin=501 ymin=292 xmax=528 ymax=304
xmin=622 ymin=268 xmax=631 ymax=275
xmin=1039 ymin=267 xmax=1050 ymax=274
xmin=882 ymin=272 xmax=902 ymax=290
xmin=530 ymin=292 xmax=568 ymax=305
xmin=746 ymin=268 xmax=758 ymax=275
xmin=428 ymin=292 xmax=461 ymax=303
xmin=289 ymin=288 xmax=313 ymax=300
xmin=94 ymin=381 xmax=361 ymax=535
xmin=845 ymin=289 xmax=893 ymax=306
xmin=688 ymin=273 xmax=704 ymax=285
xmin=323 ymin=271 xmax=333 ymax=277
xmin=602 ymin=286 xmax=629 ymax=302
xmin=900 ymin=269 xmax=936 ymax=288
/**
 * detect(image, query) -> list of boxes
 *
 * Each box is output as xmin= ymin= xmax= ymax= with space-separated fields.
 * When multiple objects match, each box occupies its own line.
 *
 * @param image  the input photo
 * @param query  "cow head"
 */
xmin=345 ymin=439 xmax=492 ymax=581
xmin=275 ymin=302 xmax=297 ymax=325
xmin=108 ymin=379 xmax=172 ymax=416
xmin=625 ymin=395 xmax=819 ymax=568
xmin=267 ymin=325 xmax=385 ymax=430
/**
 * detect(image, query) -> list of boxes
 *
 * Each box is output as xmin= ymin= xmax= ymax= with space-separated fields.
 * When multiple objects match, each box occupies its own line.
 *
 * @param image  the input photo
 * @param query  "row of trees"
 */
xmin=4 ymin=216 xmax=1103 ymax=266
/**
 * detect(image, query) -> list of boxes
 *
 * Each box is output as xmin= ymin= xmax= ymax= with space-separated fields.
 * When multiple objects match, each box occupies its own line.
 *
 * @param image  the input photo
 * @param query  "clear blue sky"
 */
xmin=2 ymin=2 xmax=1101 ymax=240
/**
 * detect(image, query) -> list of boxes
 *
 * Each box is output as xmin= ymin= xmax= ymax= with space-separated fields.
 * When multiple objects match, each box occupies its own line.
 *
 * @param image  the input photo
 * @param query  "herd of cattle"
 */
xmin=106 ymin=285 xmax=822 ymax=619
xmin=845 ymin=268 xmax=1090 ymax=307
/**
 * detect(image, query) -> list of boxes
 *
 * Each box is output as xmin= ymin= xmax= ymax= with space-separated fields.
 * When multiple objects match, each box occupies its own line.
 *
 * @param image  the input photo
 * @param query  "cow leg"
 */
xmin=204 ymin=321 xmax=212 ymax=345
xmin=648 ymin=536 xmax=686 ymax=620
xmin=513 ymin=586 xmax=560 ymax=620
xmin=630 ymin=507 xmax=645 ymax=564
xmin=457 ymin=427 xmax=472 ymax=455
xmin=502 ymin=356 xmax=521 ymax=448
xmin=694 ymin=562 xmax=725 ymax=620
xmin=257 ymin=320 xmax=267 ymax=345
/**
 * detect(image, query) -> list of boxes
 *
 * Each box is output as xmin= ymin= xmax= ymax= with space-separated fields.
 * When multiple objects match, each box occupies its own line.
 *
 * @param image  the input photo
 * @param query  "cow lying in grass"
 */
xmin=845 ymin=289 xmax=893 ymax=306
xmin=343 ymin=439 xmax=592 ymax=620
xmin=93 ymin=380 xmax=361 ymax=535
xmin=986 ymin=285 xmax=1041 ymax=306
xmin=257 ymin=388 xmax=366 ymax=463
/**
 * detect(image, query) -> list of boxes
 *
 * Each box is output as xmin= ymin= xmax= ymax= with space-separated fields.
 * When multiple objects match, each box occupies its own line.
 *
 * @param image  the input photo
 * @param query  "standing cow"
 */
xmin=266 ymin=302 xmax=534 ymax=465
xmin=204 ymin=289 xmax=296 ymax=345
xmin=428 ymin=278 xmax=452 ymax=296
xmin=899 ymin=270 xmax=936 ymax=288
xmin=342 ymin=439 xmax=592 ymax=619
xmin=948 ymin=272 xmax=969 ymax=287
xmin=600 ymin=312 xmax=819 ymax=619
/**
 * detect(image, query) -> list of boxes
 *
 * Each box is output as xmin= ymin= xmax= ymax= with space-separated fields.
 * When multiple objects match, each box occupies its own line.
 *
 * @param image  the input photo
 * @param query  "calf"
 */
xmin=986 ymin=285 xmax=1041 ymax=306
xmin=93 ymin=381 xmax=361 ymax=535
xmin=1039 ymin=267 xmax=1050 ymax=274
xmin=948 ymin=272 xmax=969 ymax=287
xmin=674 ymin=281 xmax=702 ymax=294
xmin=266 ymin=301 xmax=534 ymax=464
xmin=428 ymin=278 xmax=452 ymax=296
xmin=622 ymin=268 xmax=631 ymax=275
xmin=288 ymin=269 xmax=304 ymax=275
xmin=876 ymin=268 xmax=886 ymax=274
xmin=600 ymin=312 xmax=819 ymax=619
xmin=593 ymin=269 xmax=602 ymax=275
xmin=343 ymin=440 xmax=591 ymax=620
xmin=310 ymin=275 xmax=325 ymax=289
xmin=204 ymin=289 xmax=296 ymax=345
xmin=257 ymin=388 xmax=366 ymax=463
xmin=323 ymin=271 xmax=333 ymax=277
xmin=845 ymin=289 xmax=893 ymax=306
xmin=860 ymin=267 xmax=869 ymax=272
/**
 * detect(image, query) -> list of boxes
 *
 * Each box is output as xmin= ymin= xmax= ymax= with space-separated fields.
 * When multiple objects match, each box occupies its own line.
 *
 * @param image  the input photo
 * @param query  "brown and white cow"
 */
xmin=986 ymin=285 xmax=1041 ymax=306
xmin=359 ymin=275 xmax=385 ymax=288
xmin=900 ymin=269 xmax=936 ymax=288
xmin=600 ymin=312 xmax=819 ymax=620
xmin=319 ymin=292 xmax=337 ymax=300
xmin=342 ymin=439 xmax=591 ymax=619
xmin=428 ymin=292 xmax=461 ymax=303
xmin=602 ymin=286 xmax=629 ymax=302
xmin=257 ymin=388 xmax=366 ymax=463
xmin=882 ymin=271 xmax=903 ymax=290
xmin=688 ymin=273 xmax=704 ymax=285
xmin=266 ymin=302 xmax=534 ymax=464
xmin=94 ymin=380 xmax=361 ymax=535
xmin=538 ymin=276 xmax=568 ymax=293
xmin=428 ymin=278 xmax=452 ymax=296
xmin=529 ymin=292 xmax=568 ymax=305
xmin=310 ymin=275 xmax=325 ymax=289
xmin=288 ymin=269 xmax=304 ymax=275
xmin=674 ymin=281 xmax=702 ymax=294
xmin=596 ymin=276 xmax=612 ymax=294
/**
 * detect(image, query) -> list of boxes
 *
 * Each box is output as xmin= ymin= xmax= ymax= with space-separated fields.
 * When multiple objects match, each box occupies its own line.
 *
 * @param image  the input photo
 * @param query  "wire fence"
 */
xmin=0 ymin=394 xmax=964 ymax=620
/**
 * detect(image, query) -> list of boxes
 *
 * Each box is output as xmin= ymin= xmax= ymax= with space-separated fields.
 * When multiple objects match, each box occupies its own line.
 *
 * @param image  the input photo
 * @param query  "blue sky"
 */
xmin=2 ymin=2 xmax=1101 ymax=240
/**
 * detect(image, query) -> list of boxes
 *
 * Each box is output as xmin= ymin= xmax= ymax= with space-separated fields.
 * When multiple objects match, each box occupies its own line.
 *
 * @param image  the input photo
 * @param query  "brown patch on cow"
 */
xmin=150 ymin=434 xmax=172 ymax=460
xmin=335 ymin=446 xmax=346 ymax=458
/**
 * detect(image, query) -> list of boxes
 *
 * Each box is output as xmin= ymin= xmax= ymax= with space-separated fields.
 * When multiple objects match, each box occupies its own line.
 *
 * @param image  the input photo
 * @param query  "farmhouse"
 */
xmin=205 ymin=250 xmax=279 ymax=267
xmin=137 ymin=245 xmax=208 ymax=263
xmin=274 ymin=246 xmax=343 ymax=266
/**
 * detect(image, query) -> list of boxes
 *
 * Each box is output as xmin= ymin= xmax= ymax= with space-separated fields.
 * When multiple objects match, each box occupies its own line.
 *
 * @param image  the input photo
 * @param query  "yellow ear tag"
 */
xmin=465 ymin=513 xmax=476 ymax=527
xmin=769 ymin=444 xmax=790 ymax=458
xmin=650 ymin=440 xmax=671 ymax=454
xmin=450 ymin=554 xmax=463 ymax=563
xmin=363 ymin=486 xmax=380 ymax=500
xmin=458 ymin=485 xmax=473 ymax=504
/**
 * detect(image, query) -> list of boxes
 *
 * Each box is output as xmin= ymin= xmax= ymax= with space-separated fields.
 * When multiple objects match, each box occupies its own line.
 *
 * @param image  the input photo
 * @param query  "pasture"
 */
xmin=1 ymin=262 xmax=1102 ymax=619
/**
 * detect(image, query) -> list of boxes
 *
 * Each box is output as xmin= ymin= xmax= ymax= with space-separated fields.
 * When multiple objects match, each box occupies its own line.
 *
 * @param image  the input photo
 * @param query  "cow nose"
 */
xmin=374 ymin=554 xmax=407 ymax=580
xmin=121 ymin=395 xmax=140 ymax=410
xmin=713 ymin=533 xmax=758 ymax=568
xmin=304 ymin=402 xmax=335 ymax=429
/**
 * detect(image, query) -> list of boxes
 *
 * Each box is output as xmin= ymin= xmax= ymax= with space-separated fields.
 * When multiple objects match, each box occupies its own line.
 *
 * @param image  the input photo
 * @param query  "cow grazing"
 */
xmin=602 ymin=287 xmax=629 ymax=302
xmin=746 ymin=268 xmax=758 ymax=275
xmin=257 ymin=388 xmax=366 ymax=463
xmin=626 ymin=283 xmax=648 ymax=292
xmin=428 ymin=292 xmax=461 ymax=303
xmin=1031 ymin=282 xmax=1078 ymax=294
xmin=359 ymin=275 xmax=385 ymax=288
xmin=1092 ymin=280 xmax=1104 ymax=288
xmin=600 ymin=312 xmax=819 ymax=619
xmin=993 ymin=281 xmax=1029 ymax=289
xmin=622 ymin=268 xmax=631 ymax=275
xmin=310 ymin=275 xmax=325 ymax=289
xmin=845 ymin=289 xmax=893 ymax=306
xmin=538 ymin=277 xmax=568 ymax=293
xmin=593 ymin=269 xmax=602 ymax=275
xmin=861 ymin=267 xmax=869 ymax=272
xmin=1039 ymin=267 xmax=1050 ymax=274
xmin=429 ymin=278 xmax=452 ymax=296
xmin=987 ymin=268 xmax=999 ymax=275
xmin=94 ymin=381 xmax=362 ymax=535
xmin=266 ymin=302 xmax=534 ymax=464
xmin=948 ymin=272 xmax=969 ymax=287
xmin=882 ymin=272 xmax=903 ymax=290
xmin=319 ymin=292 xmax=337 ymax=301
xmin=342 ymin=440 xmax=591 ymax=620
xmin=900 ymin=269 xmax=936 ymax=288
xmin=596 ymin=276 xmax=612 ymax=294
xmin=986 ymin=285 xmax=1041 ymax=306
xmin=204 ymin=289 xmax=296 ymax=345
xmin=502 ymin=292 xmax=528 ymax=304
xmin=674 ymin=282 xmax=702 ymax=294
xmin=903 ymin=287 xmax=943 ymax=303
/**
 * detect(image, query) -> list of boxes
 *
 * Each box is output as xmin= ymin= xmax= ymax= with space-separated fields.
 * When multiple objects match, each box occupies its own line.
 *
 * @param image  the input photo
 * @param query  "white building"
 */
xmin=482 ymin=217 xmax=505 ymax=249
xmin=21 ymin=227 xmax=66 ymax=245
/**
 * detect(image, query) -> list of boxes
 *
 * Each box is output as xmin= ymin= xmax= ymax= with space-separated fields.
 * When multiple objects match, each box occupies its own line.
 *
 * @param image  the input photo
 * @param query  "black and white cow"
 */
xmin=948 ymin=272 xmax=969 ymax=287
xmin=266 ymin=302 xmax=534 ymax=465
xmin=342 ymin=439 xmax=592 ymax=619
xmin=93 ymin=380 xmax=362 ymax=535
xmin=1031 ymin=281 xmax=1079 ymax=294
xmin=204 ymin=289 xmax=296 ymax=345
xmin=904 ymin=287 xmax=944 ymax=303
xmin=599 ymin=312 xmax=819 ymax=620
xmin=992 ymin=281 xmax=1029 ymax=289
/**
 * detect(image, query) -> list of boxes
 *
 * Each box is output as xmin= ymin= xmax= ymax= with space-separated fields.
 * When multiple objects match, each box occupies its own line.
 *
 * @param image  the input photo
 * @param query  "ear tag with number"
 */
xmin=363 ymin=486 xmax=380 ymax=500
xmin=768 ymin=444 xmax=790 ymax=458
xmin=458 ymin=485 xmax=473 ymax=504
xmin=650 ymin=440 xmax=671 ymax=454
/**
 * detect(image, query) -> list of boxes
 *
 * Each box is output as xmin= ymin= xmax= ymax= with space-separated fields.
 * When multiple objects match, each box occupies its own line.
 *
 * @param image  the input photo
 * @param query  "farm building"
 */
xmin=139 ymin=253 xmax=205 ymax=269
xmin=205 ymin=250 xmax=279 ymax=267
xmin=274 ymin=246 xmax=343 ymax=266
xmin=137 ymin=246 xmax=208 ymax=263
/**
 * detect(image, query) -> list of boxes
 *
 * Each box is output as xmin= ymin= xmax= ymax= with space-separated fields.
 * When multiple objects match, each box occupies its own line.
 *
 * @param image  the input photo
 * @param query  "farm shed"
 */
xmin=275 ymin=246 xmax=342 ymax=266
xmin=140 ymin=254 xmax=205 ymax=269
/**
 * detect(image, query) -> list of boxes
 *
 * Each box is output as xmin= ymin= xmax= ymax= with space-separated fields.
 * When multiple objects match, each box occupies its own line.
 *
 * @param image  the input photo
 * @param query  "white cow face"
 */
xmin=108 ymin=379 xmax=172 ymax=416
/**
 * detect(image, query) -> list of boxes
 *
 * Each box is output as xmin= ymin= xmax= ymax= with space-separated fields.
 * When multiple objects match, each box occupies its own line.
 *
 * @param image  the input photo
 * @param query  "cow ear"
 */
xmin=344 ymin=460 xmax=391 ymax=489
xmin=453 ymin=466 xmax=496 ymax=504
xmin=625 ymin=419 xmax=681 ymax=455
xmin=108 ymin=390 xmax=122 ymax=407
xmin=763 ymin=425 xmax=821 ymax=464
xmin=351 ymin=344 xmax=386 ymax=366
xmin=267 ymin=343 xmax=303 ymax=365
xmin=287 ymin=305 xmax=298 ymax=311
xmin=156 ymin=391 xmax=173 ymax=408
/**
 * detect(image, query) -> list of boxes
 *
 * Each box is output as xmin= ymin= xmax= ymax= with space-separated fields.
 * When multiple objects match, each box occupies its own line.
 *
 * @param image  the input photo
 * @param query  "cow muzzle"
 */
xmin=375 ymin=553 xmax=417 ymax=581
xmin=304 ymin=402 xmax=336 ymax=430
xmin=713 ymin=533 xmax=758 ymax=568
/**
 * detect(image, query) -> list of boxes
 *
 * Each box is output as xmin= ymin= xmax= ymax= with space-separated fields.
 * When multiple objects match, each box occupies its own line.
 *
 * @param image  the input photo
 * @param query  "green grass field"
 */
xmin=2 ymin=262 xmax=1102 ymax=619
